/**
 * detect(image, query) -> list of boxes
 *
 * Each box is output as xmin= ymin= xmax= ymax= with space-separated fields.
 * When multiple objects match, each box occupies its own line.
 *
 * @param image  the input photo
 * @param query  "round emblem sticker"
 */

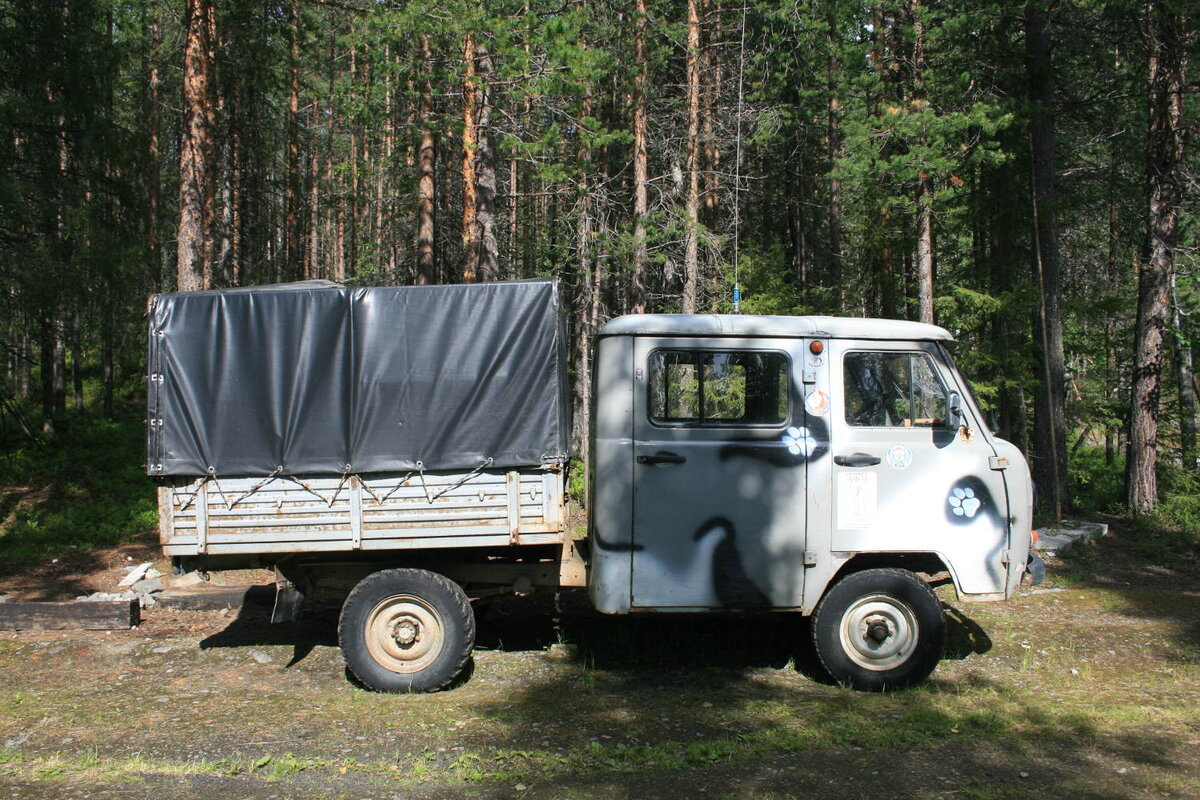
xmin=886 ymin=444 xmax=913 ymax=470
xmin=804 ymin=389 xmax=830 ymax=416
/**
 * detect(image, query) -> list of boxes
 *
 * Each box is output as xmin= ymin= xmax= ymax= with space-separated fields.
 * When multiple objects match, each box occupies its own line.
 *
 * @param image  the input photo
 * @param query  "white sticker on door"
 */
xmin=837 ymin=471 xmax=877 ymax=530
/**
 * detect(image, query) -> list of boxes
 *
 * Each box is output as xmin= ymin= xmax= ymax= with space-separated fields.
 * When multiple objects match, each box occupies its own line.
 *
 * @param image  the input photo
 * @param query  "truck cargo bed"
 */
xmin=159 ymin=467 xmax=566 ymax=557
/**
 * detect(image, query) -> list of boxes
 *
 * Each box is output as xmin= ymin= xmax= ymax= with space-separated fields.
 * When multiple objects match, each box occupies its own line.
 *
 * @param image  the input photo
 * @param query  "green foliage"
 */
xmin=0 ymin=413 xmax=157 ymax=570
xmin=1069 ymin=447 xmax=1126 ymax=514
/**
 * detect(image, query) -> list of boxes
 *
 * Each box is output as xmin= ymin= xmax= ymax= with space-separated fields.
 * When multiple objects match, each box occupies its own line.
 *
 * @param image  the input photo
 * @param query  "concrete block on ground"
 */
xmin=1034 ymin=520 xmax=1109 ymax=552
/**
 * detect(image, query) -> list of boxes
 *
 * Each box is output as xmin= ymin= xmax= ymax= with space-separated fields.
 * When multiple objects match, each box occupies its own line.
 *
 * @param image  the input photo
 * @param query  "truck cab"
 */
xmin=588 ymin=314 xmax=1034 ymax=689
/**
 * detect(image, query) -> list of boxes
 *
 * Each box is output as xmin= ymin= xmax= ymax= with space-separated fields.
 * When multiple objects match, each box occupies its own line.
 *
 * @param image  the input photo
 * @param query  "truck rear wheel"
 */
xmin=811 ymin=568 xmax=944 ymax=691
xmin=339 ymin=568 xmax=475 ymax=693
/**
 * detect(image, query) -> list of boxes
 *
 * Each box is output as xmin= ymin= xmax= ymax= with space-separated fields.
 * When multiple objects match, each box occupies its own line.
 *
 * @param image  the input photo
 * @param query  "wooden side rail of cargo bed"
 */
xmin=158 ymin=468 xmax=567 ymax=557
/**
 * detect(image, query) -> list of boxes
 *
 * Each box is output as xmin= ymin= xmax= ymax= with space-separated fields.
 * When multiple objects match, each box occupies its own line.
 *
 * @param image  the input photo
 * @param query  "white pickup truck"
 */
xmin=149 ymin=280 xmax=1039 ymax=693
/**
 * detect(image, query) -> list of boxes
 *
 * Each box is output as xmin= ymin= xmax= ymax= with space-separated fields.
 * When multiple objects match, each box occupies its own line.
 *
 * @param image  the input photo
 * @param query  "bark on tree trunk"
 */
xmin=1173 ymin=277 xmax=1197 ymax=470
xmin=39 ymin=315 xmax=53 ymax=434
xmin=915 ymin=173 xmax=934 ymax=324
xmin=826 ymin=12 xmax=843 ymax=313
xmin=1025 ymin=0 xmax=1068 ymax=518
xmin=145 ymin=1 xmax=162 ymax=291
xmin=417 ymin=35 xmax=436 ymax=285
xmin=461 ymin=33 xmax=480 ymax=283
xmin=631 ymin=0 xmax=650 ymax=313
xmin=177 ymin=0 xmax=216 ymax=292
xmin=475 ymin=41 xmax=498 ymax=282
xmin=1129 ymin=0 xmax=1189 ymax=511
xmin=71 ymin=308 xmax=82 ymax=413
xmin=912 ymin=1 xmax=934 ymax=325
xmin=682 ymin=0 xmax=702 ymax=312
xmin=284 ymin=0 xmax=303 ymax=281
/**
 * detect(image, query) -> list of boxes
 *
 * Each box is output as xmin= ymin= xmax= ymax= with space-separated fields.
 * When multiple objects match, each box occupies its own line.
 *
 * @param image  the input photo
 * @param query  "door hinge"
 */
xmin=989 ymin=456 xmax=1009 ymax=470
xmin=1000 ymin=549 xmax=1012 ymax=565
xmin=803 ymin=551 xmax=818 ymax=566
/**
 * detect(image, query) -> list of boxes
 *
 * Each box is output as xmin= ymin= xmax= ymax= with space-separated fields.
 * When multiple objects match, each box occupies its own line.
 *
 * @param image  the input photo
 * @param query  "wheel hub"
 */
xmin=838 ymin=595 xmax=919 ymax=671
xmin=392 ymin=617 xmax=421 ymax=647
xmin=866 ymin=618 xmax=891 ymax=643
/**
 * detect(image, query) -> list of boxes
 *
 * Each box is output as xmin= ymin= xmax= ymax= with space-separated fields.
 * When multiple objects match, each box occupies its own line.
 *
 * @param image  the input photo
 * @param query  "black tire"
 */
xmin=338 ymin=568 xmax=475 ymax=693
xmin=811 ymin=568 xmax=944 ymax=691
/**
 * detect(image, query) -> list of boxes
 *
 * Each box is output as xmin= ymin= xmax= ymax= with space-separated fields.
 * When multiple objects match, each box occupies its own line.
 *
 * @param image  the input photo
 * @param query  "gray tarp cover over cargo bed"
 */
xmin=146 ymin=280 xmax=570 ymax=477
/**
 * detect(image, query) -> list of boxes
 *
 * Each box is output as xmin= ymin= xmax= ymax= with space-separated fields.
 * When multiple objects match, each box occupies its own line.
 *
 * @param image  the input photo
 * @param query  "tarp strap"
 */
xmin=424 ymin=457 xmax=494 ymax=504
xmin=285 ymin=474 xmax=331 ymax=505
xmin=360 ymin=478 xmax=384 ymax=504
xmin=327 ymin=466 xmax=353 ymax=508
xmin=207 ymin=468 xmax=232 ymax=511
xmin=174 ymin=477 xmax=208 ymax=513
xmin=228 ymin=466 xmax=283 ymax=508
xmin=378 ymin=472 xmax=415 ymax=504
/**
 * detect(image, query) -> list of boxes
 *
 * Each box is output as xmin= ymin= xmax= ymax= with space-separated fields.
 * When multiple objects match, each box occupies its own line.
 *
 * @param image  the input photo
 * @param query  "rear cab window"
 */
xmin=649 ymin=350 xmax=790 ymax=426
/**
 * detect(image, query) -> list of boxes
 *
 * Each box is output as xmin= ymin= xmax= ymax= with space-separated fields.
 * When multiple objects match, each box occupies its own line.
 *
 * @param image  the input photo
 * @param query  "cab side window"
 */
xmin=649 ymin=350 xmax=789 ymax=426
xmin=844 ymin=352 xmax=946 ymax=427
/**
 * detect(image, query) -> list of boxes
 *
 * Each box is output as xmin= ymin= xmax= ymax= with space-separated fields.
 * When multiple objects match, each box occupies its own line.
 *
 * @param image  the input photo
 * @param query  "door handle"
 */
xmin=637 ymin=451 xmax=687 ymax=465
xmin=834 ymin=453 xmax=881 ymax=467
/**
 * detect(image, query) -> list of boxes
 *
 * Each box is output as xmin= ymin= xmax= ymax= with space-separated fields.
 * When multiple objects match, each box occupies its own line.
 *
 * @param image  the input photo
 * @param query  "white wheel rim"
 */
xmin=364 ymin=593 xmax=445 ymax=674
xmin=838 ymin=594 xmax=918 ymax=671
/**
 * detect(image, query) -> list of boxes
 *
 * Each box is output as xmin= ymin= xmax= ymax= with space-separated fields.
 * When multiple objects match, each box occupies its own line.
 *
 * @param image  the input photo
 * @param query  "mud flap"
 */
xmin=1025 ymin=552 xmax=1046 ymax=586
xmin=271 ymin=579 xmax=305 ymax=623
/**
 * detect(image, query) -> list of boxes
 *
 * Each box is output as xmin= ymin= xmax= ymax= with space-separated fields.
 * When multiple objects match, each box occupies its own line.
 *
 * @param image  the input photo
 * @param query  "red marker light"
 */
xmin=809 ymin=340 xmax=824 ymax=355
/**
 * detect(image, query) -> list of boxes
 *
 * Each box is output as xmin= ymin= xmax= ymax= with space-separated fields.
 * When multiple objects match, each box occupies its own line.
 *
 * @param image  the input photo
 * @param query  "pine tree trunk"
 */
xmin=284 ymin=0 xmax=303 ymax=281
xmin=71 ymin=308 xmax=82 ymax=413
xmin=461 ymin=33 xmax=480 ymax=283
xmin=145 ymin=1 xmax=162 ymax=291
xmin=681 ymin=0 xmax=702 ymax=312
xmin=475 ymin=42 xmax=498 ymax=282
xmin=1173 ymin=278 xmax=1197 ymax=469
xmin=826 ymin=12 xmax=843 ymax=312
xmin=631 ymin=0 xmax=650 ymax=312
xmin=309 ymin=100 xmax=321 ymax=279
xmin=39 ymin=315 xmax=54 ymax=434
xmin=1025 ymin=0 xmax=1068 ymax=517
xmin=177 ymin=0 xmax=215 ymax=292
xmin=912 ymin=1 xmax=934 ymax=325
xmin=1129 ymin=0 xmax=1188 ymax=511
xmin=417 ymin=35 xmax=436 ymax=285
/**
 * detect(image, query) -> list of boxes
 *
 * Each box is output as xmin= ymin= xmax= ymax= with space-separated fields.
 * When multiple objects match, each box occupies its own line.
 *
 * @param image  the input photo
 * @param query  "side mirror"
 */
xmin=947 ymin=391 xmax=964 ymax=430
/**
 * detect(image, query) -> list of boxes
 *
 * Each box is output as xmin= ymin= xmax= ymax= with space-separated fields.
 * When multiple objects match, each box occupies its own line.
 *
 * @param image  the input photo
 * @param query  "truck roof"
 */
xmin=599 ymin=314 xmax=953 ymax=342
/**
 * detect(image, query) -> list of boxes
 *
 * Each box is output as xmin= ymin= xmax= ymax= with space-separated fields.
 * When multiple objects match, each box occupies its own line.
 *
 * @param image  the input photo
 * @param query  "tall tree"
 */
xmin=1025 ymin=0 xmax=1067 ymax=518
xmin=1128 ymin=0 xmax=1190 ymax=512
xmin=681 ymin=0 xmax=702 ymax=312
xmin=177 ymin=0 xmax=216 ymax=292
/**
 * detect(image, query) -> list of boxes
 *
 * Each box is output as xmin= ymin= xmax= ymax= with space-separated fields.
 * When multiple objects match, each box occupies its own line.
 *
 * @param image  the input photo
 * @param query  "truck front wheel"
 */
xmin=339 ymin=568 xmax=475 ymax=692
xmin=811 ymin=568 xmax=944 ymax=691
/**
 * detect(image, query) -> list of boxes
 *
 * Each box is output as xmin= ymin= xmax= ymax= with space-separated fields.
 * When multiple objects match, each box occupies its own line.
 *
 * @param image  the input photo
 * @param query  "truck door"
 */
xmin=630 ymin=337 xmax=808 ymax=609
xmin=823 ymin=340 xmax=1011 ymax=596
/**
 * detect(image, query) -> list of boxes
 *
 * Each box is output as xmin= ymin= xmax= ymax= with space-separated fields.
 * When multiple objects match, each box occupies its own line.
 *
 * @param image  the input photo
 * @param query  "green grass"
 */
xmin=0 ymin=411 xmax=157 ymax=569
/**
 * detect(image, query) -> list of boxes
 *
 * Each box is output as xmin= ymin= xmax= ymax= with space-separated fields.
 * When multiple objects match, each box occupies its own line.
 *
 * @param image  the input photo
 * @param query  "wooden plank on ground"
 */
xmin=0 ymin=600 xmax=139 ymax=631
xmin=155 ymin=584 xmax=275 ymax=612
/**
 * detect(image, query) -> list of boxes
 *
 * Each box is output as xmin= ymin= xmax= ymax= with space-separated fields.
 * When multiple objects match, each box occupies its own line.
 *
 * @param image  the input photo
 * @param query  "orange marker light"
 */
xmin=1031 ymin=529 xmax=1039 ymax=545
xmin=809 ymin=340 xmax=824 ymax=355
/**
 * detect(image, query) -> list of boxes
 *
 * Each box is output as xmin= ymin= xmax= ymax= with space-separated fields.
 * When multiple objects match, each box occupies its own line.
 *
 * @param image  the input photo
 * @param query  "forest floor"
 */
xmin=0 ymin=523 xmax=1197 ymax=800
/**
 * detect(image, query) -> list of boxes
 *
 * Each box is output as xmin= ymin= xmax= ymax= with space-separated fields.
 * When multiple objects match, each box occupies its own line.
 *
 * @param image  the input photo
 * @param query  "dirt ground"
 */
xmin=0 ymin=526 xmax=1197 ymax=800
